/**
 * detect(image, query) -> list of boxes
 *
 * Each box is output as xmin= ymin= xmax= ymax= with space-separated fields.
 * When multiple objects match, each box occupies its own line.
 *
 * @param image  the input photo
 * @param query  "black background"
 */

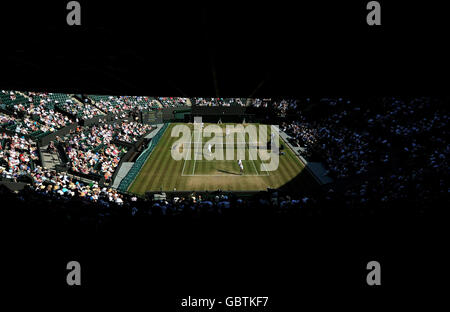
xmin=1 ymin=1 xmax=448 ymax=310
xmin=2 ymin=1 xmax=449 ymax=96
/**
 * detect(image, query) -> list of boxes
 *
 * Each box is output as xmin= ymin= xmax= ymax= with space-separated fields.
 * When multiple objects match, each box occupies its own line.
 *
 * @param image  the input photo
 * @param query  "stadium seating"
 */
xmin=157 ymin=97 xmax=189 ymax=107
xmin=0 ymin=90 xmax=28 ymax=106
xmin=0 ymin=132 xmax=39 ymax=181
xmin=0 ymin=91 xmax=448 ymax=223
xmin=192 ymin=97 xmax=249 ymax=107
xmin=89 ymin=94 xmax=160 ymax=114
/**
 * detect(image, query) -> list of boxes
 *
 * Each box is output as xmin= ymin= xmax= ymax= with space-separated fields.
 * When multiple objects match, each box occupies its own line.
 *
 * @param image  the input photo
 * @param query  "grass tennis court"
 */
xmin=128 ymin=123 xmax=306 ymax=194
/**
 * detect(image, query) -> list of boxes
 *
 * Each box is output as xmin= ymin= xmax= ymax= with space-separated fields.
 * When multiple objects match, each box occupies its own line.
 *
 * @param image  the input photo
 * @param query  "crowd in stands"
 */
xmin=282 ymin=96 xmax=449 ymax=212
xmin=16 ymin=92 xmax=72 ymax=130
xmin=2 ymin=180 xmax=316 ymax=231
xmin=87 ymin=95 xmax=124 ymax=115
xmin=0 ymin=113 xmax=15 ymax=126
xmin=113 ymin=121 xmax=153 ymax=143
xmin=61 ymin=124 xmax=128 ymax=181
xmin=89 ymin=95 xmax=160 ymax=114
xmin=58 ymin=120 xmax=151 ymax=180
xmin=0 ymin=133 xmax=39 ymax=181
xmin=248 ymin=98 xmax=272 ymax=108
xmin=29 ymin=166 xmax=127 ymax=205
xmin=2 ymin=90 xmax=70 ymax=132
xmin=272 ymin=99 xmax=298 ymax=115
xmin=0 ymin=113 xmax=54 ymax=136
xmin=120 ymin=95 xmax=160 ymax=110
xmin=158 ymin=97 xmax=189 ymax=107
xmin=58 ymin=99 xmax=104 ymax=120
xmin=192 ymin=97 xmax=248 ymax=107
xmin=0 ymin=90 xmax=28 ymax=107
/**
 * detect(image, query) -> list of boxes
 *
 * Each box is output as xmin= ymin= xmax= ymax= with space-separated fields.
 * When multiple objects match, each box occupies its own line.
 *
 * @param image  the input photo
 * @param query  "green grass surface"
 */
xmin=128 ymin=123 xmax=308 ymax=194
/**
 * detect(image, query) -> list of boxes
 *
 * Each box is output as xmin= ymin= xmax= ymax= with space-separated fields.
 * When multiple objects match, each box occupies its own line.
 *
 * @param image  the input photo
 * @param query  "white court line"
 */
xmin=192 ymin=127 xmax=203 ymax=175
xmin=181 ymin=130 xmax=193 ymax=176
xmin=192 ymin=158 xmax=197 ymax=175
xmin=250 ymin=156 xmax=258 ymax=175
